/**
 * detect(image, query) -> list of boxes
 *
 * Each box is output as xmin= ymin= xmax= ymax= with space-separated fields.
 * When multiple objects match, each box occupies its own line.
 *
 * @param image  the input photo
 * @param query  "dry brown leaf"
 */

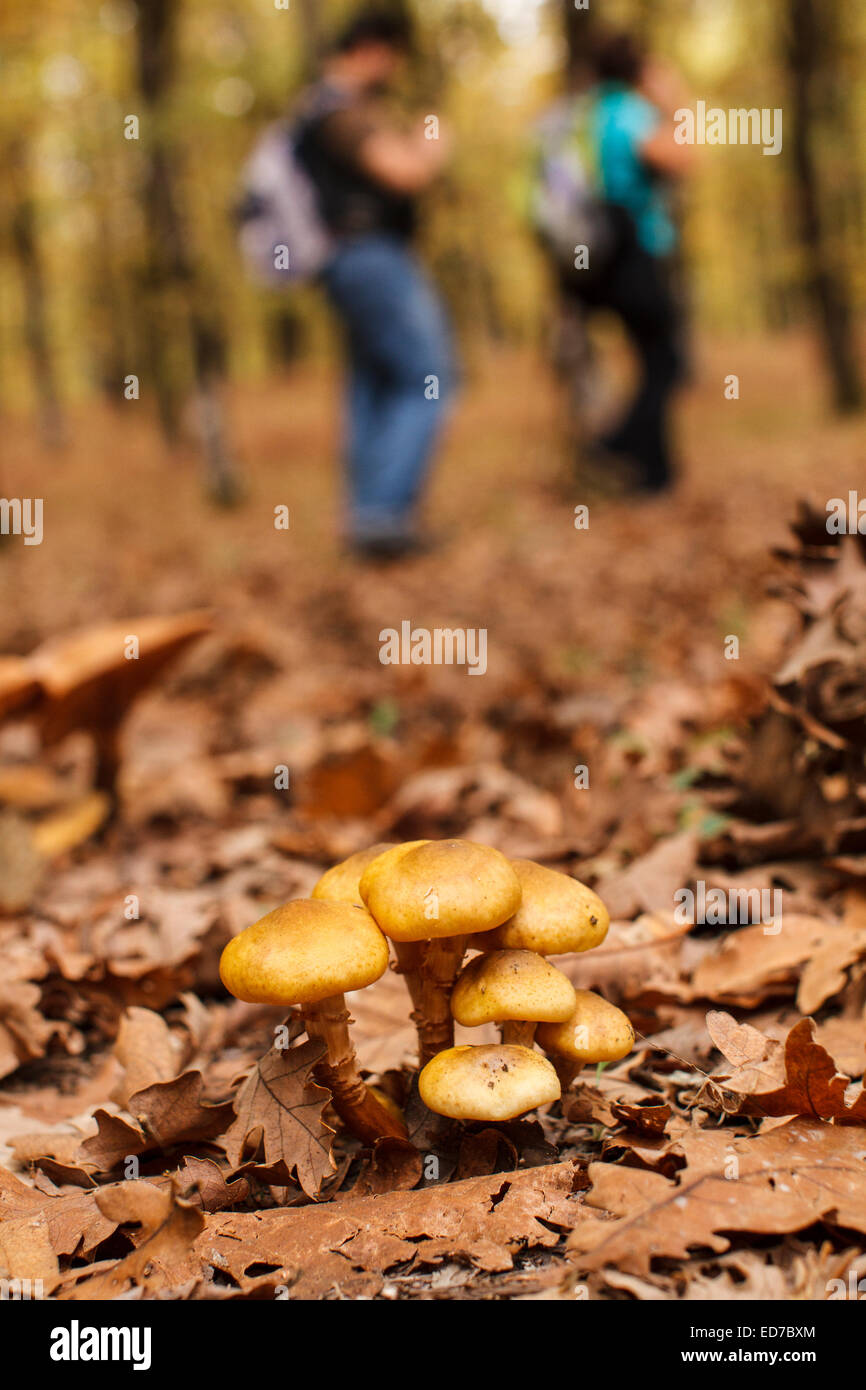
xmin=114 ymin=1006 xmax=180 ymax=1104
xmin=690 ymin=916 xmax=866 ymax=1011
xmin=708 ymin=1011 xmax=866 ymax=1124
xmin=176 ymin=1156 xmax=251 ymax=1212
xmin=0 ymin=1165 xmax=115 ymax=1261
xmin=341 ymin=1137 xmax=423 ymax=1199
xmin=220 ymin=1030 xmax=335 ymax=1198
xmin=596 ymin=832 xmax=699 ymax=920
xmin=78 ymin=1109 xmax=150 ymax=1172
xmin=0 ymin=968 xmax=54 ymax=1079
xmin=178 ymin=1159 xmax=583 ymax=1298
xmin=0 ymin=1212 xmax=59 ymax=1284
xmin=59 ymin=1180 xmax=205 ymax=1300
xmin=569 ymin=1119 xmax=866 ymax=1275
xmin=129 ymin=1072 xmax=235 ymax=1149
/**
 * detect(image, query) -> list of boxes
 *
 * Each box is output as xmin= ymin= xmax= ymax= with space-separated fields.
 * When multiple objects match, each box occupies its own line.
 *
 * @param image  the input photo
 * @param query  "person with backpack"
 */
xmin=239 ymin=8 xmax=453 ymax=559
xmin=533 ymin=30 xmax=692 ymax=495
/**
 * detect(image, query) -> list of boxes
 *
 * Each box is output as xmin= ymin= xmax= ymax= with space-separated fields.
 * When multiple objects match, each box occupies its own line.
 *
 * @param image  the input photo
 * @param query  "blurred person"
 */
xmin=294 ymin=8 xmax=455 ymax=559
xmin=533 ymin=29 xmax=692 ymax=494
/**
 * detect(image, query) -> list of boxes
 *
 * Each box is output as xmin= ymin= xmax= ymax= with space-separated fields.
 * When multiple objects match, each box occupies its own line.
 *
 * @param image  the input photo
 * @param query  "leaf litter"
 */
xmin=2 ymin=507 xmax=866 ymax=1298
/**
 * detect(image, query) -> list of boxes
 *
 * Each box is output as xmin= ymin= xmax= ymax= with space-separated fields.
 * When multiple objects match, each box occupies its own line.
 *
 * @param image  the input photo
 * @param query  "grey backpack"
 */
xmin=236 ymin=88 xmax=348 ymax=286
xmin=531 ymin=96 xmax=624 ymax=280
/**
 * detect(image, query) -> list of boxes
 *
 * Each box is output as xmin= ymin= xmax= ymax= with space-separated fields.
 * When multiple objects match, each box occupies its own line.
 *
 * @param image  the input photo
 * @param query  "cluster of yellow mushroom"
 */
xmin=219 ymin=839 xmax=634 ymax=1145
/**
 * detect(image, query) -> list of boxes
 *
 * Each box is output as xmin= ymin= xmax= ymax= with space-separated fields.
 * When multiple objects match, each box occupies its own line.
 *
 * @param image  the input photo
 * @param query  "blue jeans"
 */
xmin=323 ymin=235 xmax=455 ymax=540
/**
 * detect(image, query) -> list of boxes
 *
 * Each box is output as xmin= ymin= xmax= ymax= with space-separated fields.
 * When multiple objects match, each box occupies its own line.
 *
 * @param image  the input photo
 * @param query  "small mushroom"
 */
xmin=474 ymin=858 xmax=609 ymax=955
xmin=311 ymin=843 xmax=397 ymax=906
xmin=451 ymin=948 xmax=576 ymax=1048
xmin=219 ymin=898 xmax=406 ymax=1144
xmin=360 ymin=839 xmax=522 ymax=1067
xmin=418 ymin=1044 xmax=561 ymax=1121
xmin=537 ymin=989 xmax=635 ymax=1089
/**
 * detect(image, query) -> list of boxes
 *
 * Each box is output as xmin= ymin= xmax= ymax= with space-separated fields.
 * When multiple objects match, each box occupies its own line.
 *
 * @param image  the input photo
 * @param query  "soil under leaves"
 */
xmin=2 ymin=338 xmax=866 ymax=1299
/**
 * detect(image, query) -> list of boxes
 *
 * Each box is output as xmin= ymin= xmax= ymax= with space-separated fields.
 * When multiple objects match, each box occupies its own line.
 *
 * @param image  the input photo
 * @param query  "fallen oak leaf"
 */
xmin=114 ymin=1006 xmax=180 ymax=1105
xmin=220 ymin=1031 xmax=336 ymax=1199
xmin=340 ymin=1137 xmax=423 ymax=1199
xmin=691 ymin=916 xmax=849 ymax=1008
xmin=75 ymin=1072 xmax=235 ymax=1174
xmin=58 ymin=1180 xmax=205 ymax=1300
xmin=79 ymin=1110 xmax=149 ymax=1172
xmin=708 ymin=1011 xmax=866 ymax=1124
xmin=568 ymin=1119 xmax=866 ymax=1276
xmin=595 ymin=832 xmax=699 ymax=920
xmin=184 ymin=1158 xmax=585 ymax=1299
xmin=0 ymin=1211 xmax=58 ymax=1285
xmin=9 ymin=1130 xmax=99 ymax=1188
xmin=0 ymin=1166 xmax=116 ymax=1261
xmin=797 ymin=925 xmax=866 ymax=1014
xmin=129 ymin=1072 xmax=235 ymax=1149
xmin=176 ymin=1156 xmax=251 ymax=1212
xmin=609 ymin=1098 xmax=672 ymax=1137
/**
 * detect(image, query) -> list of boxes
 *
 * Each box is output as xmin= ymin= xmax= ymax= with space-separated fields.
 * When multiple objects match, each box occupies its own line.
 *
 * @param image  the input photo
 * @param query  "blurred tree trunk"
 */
xmin=782 ymin=0 xmax=863 ymax=412
xmin=561 ymin=0 xmax=598 ymax=90
xmin=296 ymin=0 xmax=325 ymax=72
xmin=7 ymin=139 xmax=65 ymax=449
xmin=135 ymin=0 xmax=240 ymax=502
xmin=554 ymin=0 xmax=601 ymax=458
xmin=90 ymin=192 xmax=132 ymax=403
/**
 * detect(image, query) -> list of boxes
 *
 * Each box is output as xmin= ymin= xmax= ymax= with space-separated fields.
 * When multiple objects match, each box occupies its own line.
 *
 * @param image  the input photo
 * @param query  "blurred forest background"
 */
xmin=1 ymin=0 xmax=864 ymax=481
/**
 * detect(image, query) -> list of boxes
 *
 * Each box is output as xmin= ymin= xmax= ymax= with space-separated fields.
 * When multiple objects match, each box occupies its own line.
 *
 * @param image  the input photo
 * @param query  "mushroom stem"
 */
xmin=549 ymin=1054 xmax=582 ymax=1092
xmin=394 ymin=937 xmax=467 ymax=1068
xmin=501 ymin=1020 xmax=537 ymax=1048
xmin=302 ymin=994 xmax=407 ymax=1144
xmin=417 ymin=936 xmax=468 ymax=1067
xmin=393 ymin=940 xmax=445 ymax=1068
xmin=392 ymin=940 xmax=425 ymax=1040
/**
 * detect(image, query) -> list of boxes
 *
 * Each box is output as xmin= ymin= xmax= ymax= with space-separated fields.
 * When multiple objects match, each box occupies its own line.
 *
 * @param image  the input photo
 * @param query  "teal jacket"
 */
xmin=590 ymin=82 xmax=676 ymax=257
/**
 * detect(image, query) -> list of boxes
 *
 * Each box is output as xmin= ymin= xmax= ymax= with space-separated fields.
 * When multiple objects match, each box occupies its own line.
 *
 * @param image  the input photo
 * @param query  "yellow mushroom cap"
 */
xmin=219 ymin=898 xmax=389 ymax=1007
xmin=360 ymin=839 xmax=521 ymax=943
xmin=357 ymin=840 xmax=429 ymax=904
xmin=419 ymin=1044 xmax=561 ymax=1120
xmin=478 ymin=859 xmax=609 ymax=955
xmin=537 ymin=990 xmax=635 ymax=1064
xmin=311 ymin=843 xmax=397 ymax=906
xmin=451 ymin=949 xmax=576 ymax=1027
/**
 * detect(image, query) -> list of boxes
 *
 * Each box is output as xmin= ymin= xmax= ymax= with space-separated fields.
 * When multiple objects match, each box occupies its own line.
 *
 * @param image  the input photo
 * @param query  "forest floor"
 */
xmin=2 ymin=330 xmax=866 ymax=1300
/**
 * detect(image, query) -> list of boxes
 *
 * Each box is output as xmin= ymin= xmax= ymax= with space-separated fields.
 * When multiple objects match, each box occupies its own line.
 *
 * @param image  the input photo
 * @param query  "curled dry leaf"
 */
xmin=114 ymin=1006 xmax=181 ymax=1105
xmin=691 ymin=916 xmax=866 ymax=1011
xmin=58 ymin=1180 xmax=205 ymax=1300
xmin=79 ymin=1110 xmax=149 ymax=1172
xmin=707 ymin=1011 xmax=866 ymax=1124
xmin=75 ymin=1074 xmax=234 ymax=1174
xmin=595 ymin=832 xmax=699 ymax=921
xmin=129 ymin=1072 xmax=235 ymax=1150
xmin=220 ymin=1030 xmax=336 ymax=1199
xmin=0 ymin=1166 xmax=116 ymax=1265
xmin=176 ymin=1156 xmax=251 ymax=1212
xmin=569 ymin=1119 xmax=866 ymax=1276
xmin=173 ymin=1159 xmax=582 ymax=1298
